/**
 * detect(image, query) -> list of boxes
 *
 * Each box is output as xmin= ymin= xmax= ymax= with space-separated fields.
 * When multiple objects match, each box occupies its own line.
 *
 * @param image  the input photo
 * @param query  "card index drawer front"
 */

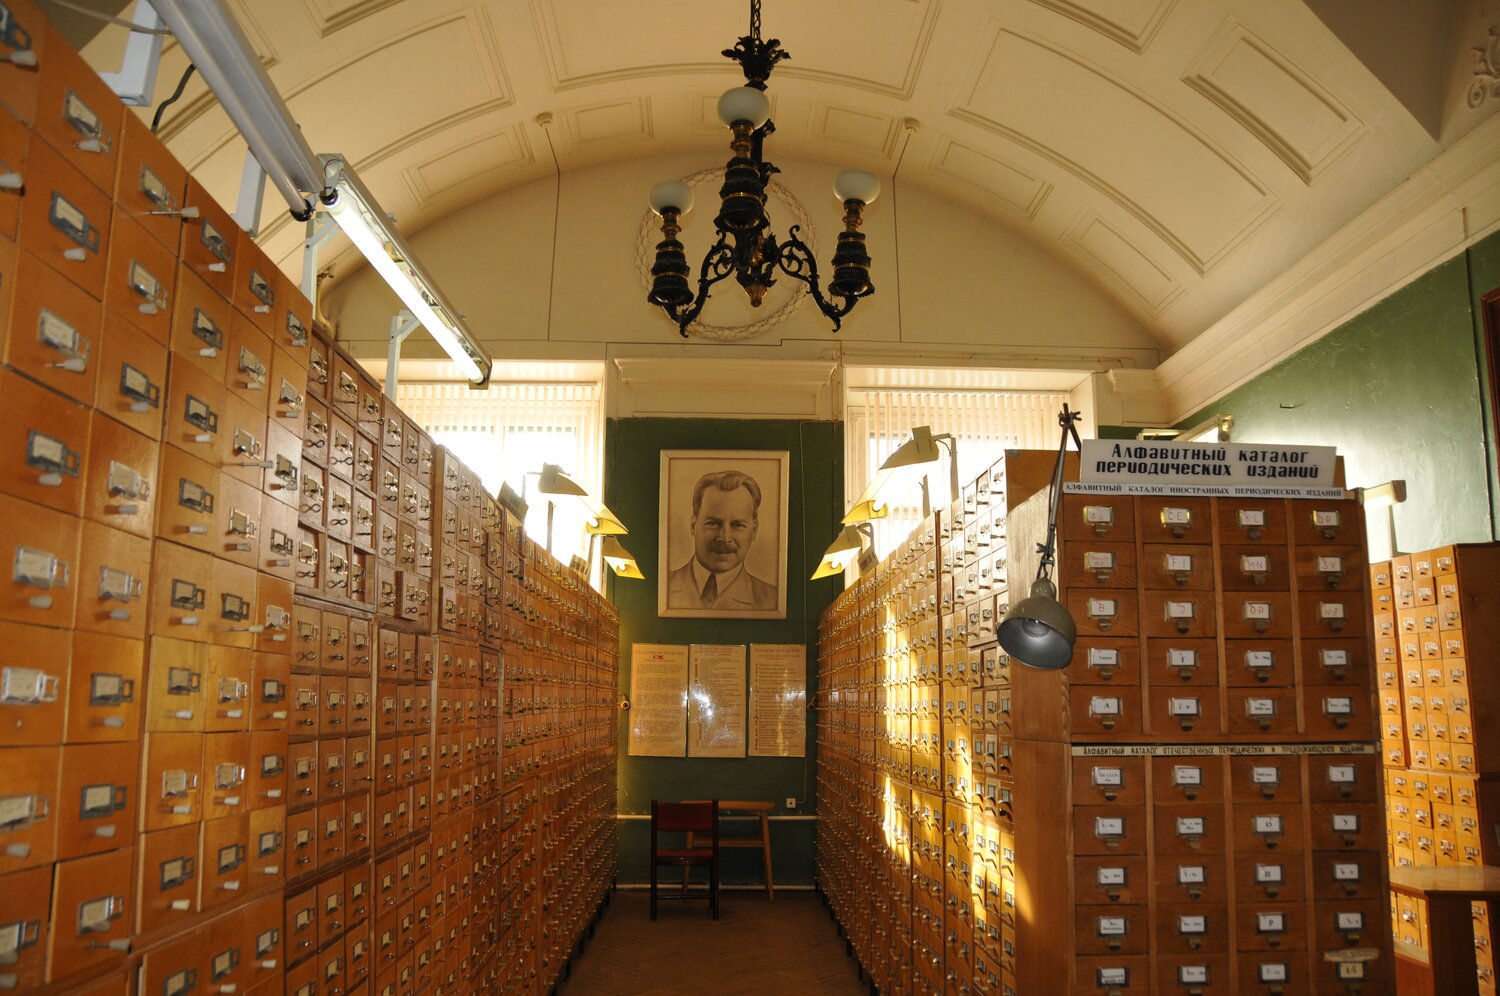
xmin=1216 ymin=499 xmax=1288 ymax=544
xmin=0 ymin=111 xmax=25 ymax=239
xmin=1152 ymin=803 xmax=1226 ymax=856
xmin=1154 ymin=902 xmax=1229 ymax=955
xmin=0 ymin=367 xmax=91 ymax=515
xmin=0 ymin=620 xmax=68 ymax=747
xmin=1220 ymin=544 xmax=1292 ymax=592
xmin=1066 ymin=590 xmax=1140 ymax=639
xmin=1063 ymin=494 xmax=1135 ymax=542
xmin=55 ymin=741 xmax=137 ymax=859
xmin=1233 ymin=903 xmax=1308 ymax=953
xmin=1234 ymin=854 xmax=1307 ymax=904
xmin=1292 ymin=500 xmax=1361 ymax=547
xmin=1137 ymin=497 xmax=1212 ymax=544
xmin=232 ymin=228 xmax=278 ymax=335
xmin=169 ymin=265 xmax=231 ymax=383
xmin=104 ymin=210 xmax=175 ymax=348
xmin=48 ymin=845 xmax=134 ymax=978
xmin=81 ymin=411 xmax=157 ymax=541
xmin=1140 ymin=543 xmax=1214 ymax=591
xmin=1075 ymin=903 xmax=1148 ymax=956
xmin=115 ymin=112 xmax=189 ymax=254
xmin=1073 ymin=805 xmax=1147 ymax=856
xmin=148 ymin=541 xmax=215 ymax=643
xmin=1223 ymin=639 xmax=1296 ymax=688
xmin=137 ymin=823 xmax=200 ymax=933
xmin=178 ymin=178 xmax=235 ymax=297
xmin=1297 ymin=591 xmax=1366 ymax=638
xmin=17 ymin=136 xmax=111 ymax=299
xmin=66 ymin=631 xmax=143 ymax=744
xmin=1143 ymin=590 xmax=1217 ymax=640
xmin=1144 ymin=637 xmax=1219 ymax=688
xmin=1072 ymin=756 xmax=1146 ymax=806
xmin=157 ymin=443 xmax=222 ymax=555
xmin=5 ymin=247 xmax=102 ymax=406
xmin=0 ymin=494 xmax=81 ymax=631
xmin=32 ymin=23 xmax=123 ymax=193
xmin=0 ymin=745 xmax=60 ymax=873
xmin=1062 ymin=542 xmax=1137 ymax=590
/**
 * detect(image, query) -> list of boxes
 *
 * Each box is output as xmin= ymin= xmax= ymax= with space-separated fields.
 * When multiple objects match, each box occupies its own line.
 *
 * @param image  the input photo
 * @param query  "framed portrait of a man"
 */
xmin=658 ymin=450 xmax=789 ymax=619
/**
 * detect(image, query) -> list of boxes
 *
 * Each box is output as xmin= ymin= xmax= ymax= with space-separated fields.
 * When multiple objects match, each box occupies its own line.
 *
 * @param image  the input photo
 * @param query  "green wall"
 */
xmin=601 ymin=418 xmax=844 ymax=885
xmin=1104 ymin=233 xmax=1500 ymax=550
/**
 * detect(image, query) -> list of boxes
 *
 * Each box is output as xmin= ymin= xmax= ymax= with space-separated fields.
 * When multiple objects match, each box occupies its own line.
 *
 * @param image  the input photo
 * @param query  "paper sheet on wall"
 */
xmin=749 ymin=643 xmax=807 ymax=757
xmin=688 ymin=644 xmax=747 ymax=758
xmin=628 ymin=643 xmax=689 ymax=757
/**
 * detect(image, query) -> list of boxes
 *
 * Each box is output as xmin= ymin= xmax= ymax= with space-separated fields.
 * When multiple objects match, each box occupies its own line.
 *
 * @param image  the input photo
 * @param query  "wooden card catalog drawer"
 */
xmin=47 ymin=846 xmax=133 ymax=979
xmin=80 ymin=415 xmax=157 ymax=541
xmin=66 ymin=632 xmax=142 ymax=744
xmin=142 ymin=732 xmax=203 ymax=832
xmin=55 ymin=741 xmax=136 ymax=859
xmin=5 ymin=248 xmax=102 ymax=405
xmin=17 ymin=137 xmax=111 ymax=299
xmin=102 ymin=211 xmax=174 ymax=347
xmin=0 ymin=369 xmax=90 ymax=515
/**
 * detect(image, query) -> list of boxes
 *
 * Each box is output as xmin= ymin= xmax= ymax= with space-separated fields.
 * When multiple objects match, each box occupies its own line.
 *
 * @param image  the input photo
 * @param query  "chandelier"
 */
xmin=645 ymin=0 xmax=881 ymax=337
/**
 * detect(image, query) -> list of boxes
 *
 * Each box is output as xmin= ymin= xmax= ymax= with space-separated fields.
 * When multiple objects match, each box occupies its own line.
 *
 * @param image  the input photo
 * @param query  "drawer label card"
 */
xmin=1319 ymin=601 xmax=1347 ymax=619
xmin=1324 ymin=697 xmax=1353 ymax=716
xmin=1087 ymin=599 xmax=1117 ymax=619
xmin=1245 ymin=649 xmax=1275 ymax=670
xmin=1168 ymin=697 xmax=1200 ymax=717
xmin=120 ymin=363 xmax=161 ymax=409
xmin=1177 ymin=865 xmax=1205 ymax=884
xmin=1178 ymin=966 xmax=1209 ymax=985
xmin=1084 ymin=551 xmax=1114 ymax=570
xmin=1243 ymin=601 xmax=1272 ymax=621
xmin=201 ymin=221 xmax=232 ymax=263
xmin=0 ymin=794 xmax=45 ymax=828
xmin=1165 ymin=554 xmax=1193 ymax=572
xmin=1246 ymin=698 xmax=1277 ymax=718
xmin=159 ymin=856 xmax=193 ymax=889
xmin=1312 ymin=510 xmax=1341 ymax=528
xmin=1256 ymin=913 xmax=1286 ymax=933
xmin=1162 ymin=507 xmax=1192 ymax=526
xmin=1254 ymin=815 xmax=1283 ymax=834
xmin=1259 ymin=964 xmax=1289 ymax=983
xmin=1327 ymin=764 xmax=1356 ymax=784
xmin=1175 ymin=817 xmax=1205 ymax=836
xmin=1088 ymin=697 xmax=1121 ymax=717
xmin=1172 ymin=766 xmax=1202 ymax=786
xmin=1088 ymin=648 xmax=1119 ymax=669
xmin=1317 ymin=555 xmax=1344 ymax=573
xmin=1166 ymin=600 xmax=1195 ymax=619
xmin=1336 ymin=912 xmax=1365 ymax=931
xmin=1096 ymin=916 xmax=1127 ymax=937
xmin=1332 ymin=813 xmax=1360 ymax=833
xmin=1091 ymin=767 xmax=1122 ymax=787
xmin=1094 ymin=817 xmax=1124 ymax=838
xmin=139 ymin=165 xmax=174 ymax=209
xmin=89 ymin=672 xmax=132 ymax=706
xmin=1333 ymin=862 xmax=1361 ymax=881
xmin=1320 ymin=649 xmax=1349 ymax=669
xmin=0 ymin=666 xmax=58 ymax=704
xmin=37 ymin=309 xmax=88 ymax=366
xmin=1168 ymin=649 xmax=1198 ymax=669
xmin=1096 ymin=968 xmax=1128 ymax=987
xmin=1251 ymin=766 xmax=1280 ymax=784
xmin=79 ymin=783 xmax=123 ymax=818
xmin=1177 ymin=914 xmax=1206 ymax=935
xmin=1240 ymin=554 xmax=1269 ymax=574
xmin=25 ymin=431 xmax=80 ymax=480
xmin=1255 ymin=864 xmax=1284 ymax=883
xmin=1095 ymin=867 xmax=1126 ymax=886
xmin=49 ymin=192 xmax=99 ymax=253
xmin=256 ymin=927 xmax=279 ymax=956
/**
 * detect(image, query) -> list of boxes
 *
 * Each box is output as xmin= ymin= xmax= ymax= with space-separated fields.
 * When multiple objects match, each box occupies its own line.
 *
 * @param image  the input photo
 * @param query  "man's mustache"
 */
xmin=708 ymin=541 xmax=739 ymax=553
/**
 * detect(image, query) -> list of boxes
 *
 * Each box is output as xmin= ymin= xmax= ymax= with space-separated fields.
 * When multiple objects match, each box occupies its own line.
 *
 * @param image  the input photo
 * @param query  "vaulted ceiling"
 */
xmin=70 ymin=0 xmax=1497 ymax=356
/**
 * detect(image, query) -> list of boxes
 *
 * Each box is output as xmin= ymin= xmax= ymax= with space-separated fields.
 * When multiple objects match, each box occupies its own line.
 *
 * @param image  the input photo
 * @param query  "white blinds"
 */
xmin=396 ymin=381 xmax=605 ymax=563
xmin=845 ymin=388 xmax=1066 ymax=556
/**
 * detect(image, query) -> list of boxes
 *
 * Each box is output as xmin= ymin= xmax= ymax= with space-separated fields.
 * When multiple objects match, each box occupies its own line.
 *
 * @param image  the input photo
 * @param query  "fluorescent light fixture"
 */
xmin=1362 ymin=479 xmax=1407 ymax=509
xmin=321 ymin=155 xmax=492 ymax=387
xmin=601 ymin=536 xmax=645 ymax=579
xmin=150 ymin=0 xmax=323 ymax=216
xmin=811 ymin=525 xmax=866 ymax=580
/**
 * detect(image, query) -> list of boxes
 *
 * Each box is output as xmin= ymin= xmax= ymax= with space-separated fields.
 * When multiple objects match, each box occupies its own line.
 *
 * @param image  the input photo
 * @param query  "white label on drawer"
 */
xmin=1240 ymin=554 xmax=1269 ymax=574
xmin=1094 ymin=817 xmax=1124 ymax=838
xmin=1088 ymin=648 xmax=1119 ymax=669
xmin=1259 ymin=964 xmax=1289 ymax=983
xmin=1254 ymin=816 xmax=1283 ymax=834
xmin=1255 ymin=864 xmax=1284 ymax=884
xmin=1333 ymin=813 xmax=1361 ymax=833
xmin=1243 ymin=601 xmax=1272 ymax=621
xmin=1317 ymin=556 xmax=1344 ymax=573
xmin=1333 ymin=862 xmax=1361 ymax=881
xmin=1164 ymin=554 xmax=1193 ymax=572
xmin=1096 ymin=968 xmax=1127 ymax=987
xmin=1172 ymin=766 xmax=1202 ymax=787
xmin=1084 ymin=552 xmax=1114 ymax=570
xmin=1319 ymin=601 xmax=1346 ymax=619
xmin=1092 ymin=767 xmax=1123 ymax=787
xmin=1089 ymin=697 xmax=1121 ymax=717
xmin=1168 ymin=649 xmax=1198 ymax=669
xmin=1166 ymin=600 xmax=1195 ymax=619
xmin=1238 ymin=509 xmax=1267 ymax=527
xmin=1336 ymin=912 xmax=1365 ymax=931
xmin=1169 ymin=697 xmax=1200 ymax=717
xmin=1251 ymin=766 xmax=1280 ymax=784
xmin=1328 ymin=764 xmax=1356 ymax=784
xmin=1178 ymin=966 xmax=1209 ymax=985
xmin=1088 ymin=598 xmax=1117 ymax=618
xmin=82 ymin=784 xmax=114 ymax=813
xmin=1178 ymin=915 xmax=1206 ymax=935
xmin=1097 ymin=916 xmax=1127 ymax=937
xmin=1339 ymin=963 xmax=1367 ymax=980
xmin=1245 ymin=649 xmax=1275 ymax=670
xmin=1096 ymin=867 xmax=1126 ymax=886
xmin=1083 ymin=506 xmax=1114 ymax=524
xmin=1162 ymin=507 xmax=1192 ymax=525
xmin=1313 ymin=510 xmax=1341 ymax=527
xmin=1324 ymin=696 xmax=1353 ymax=715
xmin=1320 ymin=649 xmax=1349 ymax=668
xmin=1246 ymin=698 xmax=1277 ymax=718
xmin=1175 ymin=817 xmax=1205 ymax=836
xmin=1177 ymin=865 xmax=1205 ymax=884
xmin=1256 ymin=913 xmax=1286 ymax=933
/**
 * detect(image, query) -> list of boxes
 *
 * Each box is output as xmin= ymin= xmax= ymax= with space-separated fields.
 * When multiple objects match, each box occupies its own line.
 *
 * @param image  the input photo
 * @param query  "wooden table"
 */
xmin=684 ymin=799 xmax=775 ymax=901
xmin=1389 ymin=866 xmax=1500 ymax=996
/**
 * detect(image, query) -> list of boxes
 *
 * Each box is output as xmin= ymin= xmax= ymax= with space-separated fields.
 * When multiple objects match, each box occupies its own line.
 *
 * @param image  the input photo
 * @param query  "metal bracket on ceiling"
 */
xmin=233 ymin=149 xmax=268 ymax=236
xmin=301 ymin=212 xmax=339 ymax=307
xmin=100 ymin=1 xmax=165 ymax=106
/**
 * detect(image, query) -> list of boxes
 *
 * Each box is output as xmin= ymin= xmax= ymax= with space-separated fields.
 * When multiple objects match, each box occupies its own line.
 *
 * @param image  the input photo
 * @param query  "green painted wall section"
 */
xmin=1104 ymin=234 xmax=1500 ymax=549
xmin=601 ymin=418 xmax=843 ymax=885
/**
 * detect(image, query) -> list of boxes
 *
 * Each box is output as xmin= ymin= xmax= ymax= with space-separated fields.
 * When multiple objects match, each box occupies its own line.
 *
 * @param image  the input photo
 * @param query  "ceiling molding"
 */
xmin=610 ymin=357 xmax=839 ymax=419
xmin=1025 ymin=0 xmax=1179 ymax=54
xmin=297 ymin=0 xmax=405 ymax=38
xmin=926 ymin=137 xmax=1051 ymax=220
xmin=1060 ymin=210 xmax=1185 ymax=317
xmin=400 ymin=122 xmax=536 ymax=212
xmin=1182 ymin=18 xmax=1367 ymax=186
xmin=949 ymin=23 xmax=1280 ymax=276
xmin=1154 ymin=112 xmax=1500 ymax=422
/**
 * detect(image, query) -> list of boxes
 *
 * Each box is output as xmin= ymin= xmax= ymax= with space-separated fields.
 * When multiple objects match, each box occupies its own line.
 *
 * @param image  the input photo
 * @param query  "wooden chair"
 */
xmin=650 ymin=799 xmax=719 ymax=920
xmin=684 ymin=799 xmax=775 ymax=901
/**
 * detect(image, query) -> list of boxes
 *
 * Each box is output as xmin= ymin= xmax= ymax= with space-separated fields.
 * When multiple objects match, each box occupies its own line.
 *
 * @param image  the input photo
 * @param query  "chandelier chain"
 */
xmin=749 ymin=0 xmax=760 ymax=43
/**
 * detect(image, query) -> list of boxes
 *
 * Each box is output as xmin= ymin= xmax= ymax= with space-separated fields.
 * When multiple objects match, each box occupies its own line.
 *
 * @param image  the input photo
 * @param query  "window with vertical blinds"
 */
xmin=396 ymin=382 xmax=604 ymax=564
xmin=844 ymin=388 xmax=1067 ymax=556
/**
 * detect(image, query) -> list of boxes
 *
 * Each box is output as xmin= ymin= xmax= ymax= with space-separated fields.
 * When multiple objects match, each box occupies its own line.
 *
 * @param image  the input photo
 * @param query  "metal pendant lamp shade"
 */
xmin=997 ymin=578 xmax=1076 ymax=670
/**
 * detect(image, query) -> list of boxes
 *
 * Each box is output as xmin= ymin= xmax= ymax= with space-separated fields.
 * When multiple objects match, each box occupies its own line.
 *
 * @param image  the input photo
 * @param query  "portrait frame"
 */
xmin=658 ymin=449 xmax=790 ymax=620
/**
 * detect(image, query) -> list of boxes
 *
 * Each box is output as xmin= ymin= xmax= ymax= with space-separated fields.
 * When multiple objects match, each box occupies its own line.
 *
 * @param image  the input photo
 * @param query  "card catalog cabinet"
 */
xmin=0 ymin=18 xmax=620 ymax=993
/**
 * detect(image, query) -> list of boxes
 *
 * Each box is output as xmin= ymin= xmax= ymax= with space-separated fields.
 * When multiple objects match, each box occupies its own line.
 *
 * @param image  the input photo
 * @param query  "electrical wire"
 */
xmin=150 ymin=63 xmax=195 ymax=134
xmin=39 ymin=0 xmax=172 ymax=33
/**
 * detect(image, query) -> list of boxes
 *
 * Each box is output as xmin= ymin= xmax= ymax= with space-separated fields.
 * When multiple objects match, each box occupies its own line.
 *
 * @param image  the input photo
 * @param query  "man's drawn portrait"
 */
xmin=658 ymin=450 xmax=789 ymax=619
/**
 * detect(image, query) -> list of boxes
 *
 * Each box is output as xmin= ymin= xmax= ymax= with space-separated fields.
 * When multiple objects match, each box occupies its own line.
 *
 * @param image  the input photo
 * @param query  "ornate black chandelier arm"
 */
xmin=775 ymin=227 xmax=858 ymax=331
xmin=665 ymin=236 xmax=738 ymax=337
xmin=723 ymin=0 xmax=788 ymax=86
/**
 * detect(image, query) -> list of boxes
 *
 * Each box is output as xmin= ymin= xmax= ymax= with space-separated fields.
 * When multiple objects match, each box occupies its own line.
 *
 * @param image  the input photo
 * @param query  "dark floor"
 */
xmin=557 ymin=888 xmax=869 ymax=995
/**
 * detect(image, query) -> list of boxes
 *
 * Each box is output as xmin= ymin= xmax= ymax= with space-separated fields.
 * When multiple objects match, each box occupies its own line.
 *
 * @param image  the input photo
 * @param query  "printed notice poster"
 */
xmin=688 ymin=644 xmax=747 ymax=758
xmin=750 ymin=644 xmax=807 ymax=757
xmin=628 ymin=643 xmax=689 ymax=757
